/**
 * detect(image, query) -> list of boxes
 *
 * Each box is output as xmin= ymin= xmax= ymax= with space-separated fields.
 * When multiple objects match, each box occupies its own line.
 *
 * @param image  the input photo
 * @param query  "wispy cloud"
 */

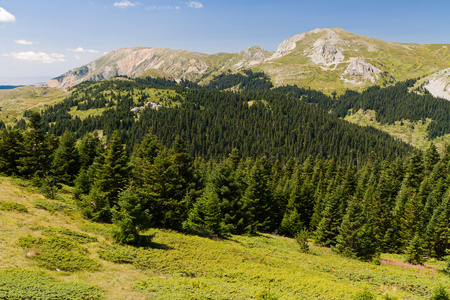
xmin=15 ymin=39 xmax=34 ymax=45
xmin=186 ymin=1 xmax=203 ymax=8
xmin=113 ymin=1 xmax=137 ymax=8
xmin=3 ymin=52 xmax=66 ymax=63
xmin=0 ymin=7 xmax=16 ymax=22
xmin=68 ymin=47 xmax=99 ymax=53
xmin=146 ymin=6 xmax=180 ymax=10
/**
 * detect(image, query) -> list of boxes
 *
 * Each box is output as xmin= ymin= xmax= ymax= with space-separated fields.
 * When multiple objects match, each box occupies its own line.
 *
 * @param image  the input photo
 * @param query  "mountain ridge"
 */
xmin=42 ymin=28 xmax=450 ymax=93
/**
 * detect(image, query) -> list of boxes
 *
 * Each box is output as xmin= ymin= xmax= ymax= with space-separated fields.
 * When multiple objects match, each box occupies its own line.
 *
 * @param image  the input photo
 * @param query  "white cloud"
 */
xmin=0 ymin=7 xmax=16 ymax=22
xmin=113 ymin=1 xmax=137 ymax=8
xmin=3 ymin=52 xmax=66 ymax=63
xmin=186 ymin=1 xmax=203 ymax=8
xmin=15 ymin=39 xmax=34 ymax=45
xmin=146 ymin=6 xmax=180 ymax=10
xmin=68 ymin=47 xmax=99 ymax=53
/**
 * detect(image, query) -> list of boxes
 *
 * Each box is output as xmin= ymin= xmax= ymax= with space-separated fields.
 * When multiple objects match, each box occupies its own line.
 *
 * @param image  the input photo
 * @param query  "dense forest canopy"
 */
xmin=275 ymin=79 xmax=450 ymax=139
xmin=23 ymin=76 xmax=414 ymax=165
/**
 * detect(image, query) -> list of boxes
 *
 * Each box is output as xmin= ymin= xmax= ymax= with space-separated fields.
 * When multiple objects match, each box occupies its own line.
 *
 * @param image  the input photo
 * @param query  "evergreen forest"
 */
xmin=1 ymin=74 xmax=450 ymax=270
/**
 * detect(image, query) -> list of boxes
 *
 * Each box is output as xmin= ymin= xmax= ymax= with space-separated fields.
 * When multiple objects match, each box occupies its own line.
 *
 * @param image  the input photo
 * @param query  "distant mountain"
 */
xmin=42 ymin=28 xmax=450 ymax=92
xmin=42 ymin=46 xmax=272 ymax=89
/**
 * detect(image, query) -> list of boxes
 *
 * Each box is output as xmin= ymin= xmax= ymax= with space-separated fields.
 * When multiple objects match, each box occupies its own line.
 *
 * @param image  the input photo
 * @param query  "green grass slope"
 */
xmin=258 ymin=28 xmax=450 ymax=93
xmin=0 ymin=86 xmax=68 ymax=127
xmin=0 ymin=176 xmax=449 ymax=299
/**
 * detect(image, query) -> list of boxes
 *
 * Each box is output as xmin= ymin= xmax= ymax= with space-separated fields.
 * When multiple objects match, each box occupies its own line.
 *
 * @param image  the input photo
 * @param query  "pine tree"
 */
xmin=0 ymin=128 xmax=24 ymax=175
xmin=52 ymin=130 xmax=80 ymax=185
xmin=425 ymin=191 xmax=450 ymax=258
xmin=18 ymin=112 xmax=54 ymax=178
xmin=279 ymin=209 xmax=303 ymax=237
xmin=78 ymin=131 xmax=103 ymax=170
xmin=404 ymin=234 xmax=425 ymax=265
xmin=112 ymin=186 xmax=151 ymax=245
xmin=244 ymin=159 xmax=277 ymax=233
xmin=183 ymin=183 xmax=227 ymax=237
xmin=314 ymin=179 xmax=342 ymax=247
xmin=424 ymin=143 xmax=440 ymax=176
xmin=335 ymin=200 xmax=378 ymax=261
xmin=143 ymin=147 xmax=181 ymax=230
xmin=90 ymin=131 xmax=130 ymax=222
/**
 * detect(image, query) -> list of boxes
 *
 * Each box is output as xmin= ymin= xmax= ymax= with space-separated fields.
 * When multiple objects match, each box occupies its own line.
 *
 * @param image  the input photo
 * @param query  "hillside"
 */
xmin=0 ymin=86 xmax=68 ymax=127
xmin=35 ymin=77 xmax=413 ymax=164
xmin=0 ymin=176 xmax=449 ymax=300
xmin=41 ymin=28 xmax=450 ymax=93
xmin=260 ymin=28 xmax=450 ymax=92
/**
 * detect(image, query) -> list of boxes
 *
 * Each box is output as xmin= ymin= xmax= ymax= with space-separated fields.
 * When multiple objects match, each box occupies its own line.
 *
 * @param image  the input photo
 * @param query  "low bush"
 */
xmin=0 ymin=268 xmax=102 ymax=299
xmin=33 ymin=199 xmax=74 ymax=214
xmin=43 ymin=227 xmax=98 ymax=243
xmin=0 ymin=200 xmax=28 ymax=213
xmin=18 ymin=235 xmax=101 ymax=272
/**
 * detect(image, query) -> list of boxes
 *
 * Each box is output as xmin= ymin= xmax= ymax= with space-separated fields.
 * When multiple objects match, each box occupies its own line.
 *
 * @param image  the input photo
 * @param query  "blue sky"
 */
xmin=1 ymin=0 xmax=449 ymax=84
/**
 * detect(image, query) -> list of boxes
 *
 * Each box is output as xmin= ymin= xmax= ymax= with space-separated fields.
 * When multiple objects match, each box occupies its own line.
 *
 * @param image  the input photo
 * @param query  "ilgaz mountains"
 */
xmin=43 ymin=28 xmax=450 ymax=99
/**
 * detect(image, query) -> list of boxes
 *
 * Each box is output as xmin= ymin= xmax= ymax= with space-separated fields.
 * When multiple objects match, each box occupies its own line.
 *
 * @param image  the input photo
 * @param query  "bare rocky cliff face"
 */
xmin=340 ymin=57 xmax=382 ymax=84
xmin=308 ymin=43 xmax=345 ymax=66
xmin=423 ymin=68 xmax=450 ymax=101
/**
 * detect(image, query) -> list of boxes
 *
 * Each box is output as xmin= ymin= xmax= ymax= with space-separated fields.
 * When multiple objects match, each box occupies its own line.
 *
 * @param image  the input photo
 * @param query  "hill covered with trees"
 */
xmin=2 ymin=75 xmax=450 ymax=299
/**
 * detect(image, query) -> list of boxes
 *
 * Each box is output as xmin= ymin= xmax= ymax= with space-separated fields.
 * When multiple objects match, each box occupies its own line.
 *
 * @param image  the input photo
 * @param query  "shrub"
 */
xmin=18 ymin=235 xmax=101 ymax=272
xmin=431 ymin=286 xmax=450 ymax=300
xmin=33 ymin=199 xmax=74 ymax=214
xmin=353 ymin=290 xmax=376 ymax=300
xmin=294 ymin=229 xmax=309 ymax=253
xmin=97 ymin=245 xmax=136 ymax=264
xmin=42 ymin=227 xmax=98 ymax=243
xmin=0 ymin=200 xmax=28 ymax=213
xmin=0 ymin=268 xmax=102 ymax=299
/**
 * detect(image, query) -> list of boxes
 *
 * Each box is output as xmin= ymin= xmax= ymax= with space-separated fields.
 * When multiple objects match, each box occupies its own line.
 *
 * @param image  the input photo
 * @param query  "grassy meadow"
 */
xmin=0 ymin=87 xmax=68 ymax=127
xmin=344 ymin=109 xmax=450 ymax=152
xmin=0 ymin=176 xmax=449 ymax=299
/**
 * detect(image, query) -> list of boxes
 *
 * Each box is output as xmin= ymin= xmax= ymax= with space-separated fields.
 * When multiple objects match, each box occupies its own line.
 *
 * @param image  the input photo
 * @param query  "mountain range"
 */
xmin=43 ymin=28 xmax=450 ymax=98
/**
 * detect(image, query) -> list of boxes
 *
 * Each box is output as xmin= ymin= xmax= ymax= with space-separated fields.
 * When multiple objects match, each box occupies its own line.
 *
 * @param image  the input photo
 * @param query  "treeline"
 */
xmin=32 ymin=78 xmax=413 ymax=165
xmin=275 ymin=79 xmax=450 ymax=139
xmin=0 ymin=118 xmax=448 ymax=265
xmin=204 ymin=69 xmax=274 ymax=91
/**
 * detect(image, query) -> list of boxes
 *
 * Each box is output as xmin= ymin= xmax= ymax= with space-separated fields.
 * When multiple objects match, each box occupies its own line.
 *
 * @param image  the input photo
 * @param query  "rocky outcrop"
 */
xmin=423 ymin=68 xmax=450 ymax=101
xmin=340 ymin=57 xmax=382 ymax=84
xmin=308 ymin=43 xmax=344 ymax=66
xmin=232 ymin=46 xmax=269 ymax=69
xmin=269 ymin=32 xmax=309 ymax=60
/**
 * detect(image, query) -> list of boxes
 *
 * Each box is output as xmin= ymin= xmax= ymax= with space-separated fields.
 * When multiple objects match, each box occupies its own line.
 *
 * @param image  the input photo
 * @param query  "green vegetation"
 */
xmin=0 ymin=175 xmax=449 ymax=299
xmin=1 ymin=75 xmax=450 ymax=299
xmin=0 ymin=86 xmax=68 ymax=127
xmin=0 ymin=200 xmax=28 ymax=212
xmin=18 ymin=234 xmax=101 ymax=272
xmin=32 ymin=77 xmax=413 ymax=164
xmin=0 ymin=269 xmax=102 ymax=300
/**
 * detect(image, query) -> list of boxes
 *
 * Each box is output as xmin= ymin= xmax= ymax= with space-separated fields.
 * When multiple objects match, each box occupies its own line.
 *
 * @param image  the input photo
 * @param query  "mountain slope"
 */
xmin=1 ymin=176 xmax=449 ymax=300
xmin=42 ymin=28 xmax=450 ymax=92
xmin=43 ymin=46 xmax=272 ymax=89
xmin=260 ymin=28 xmax=450 ymax=91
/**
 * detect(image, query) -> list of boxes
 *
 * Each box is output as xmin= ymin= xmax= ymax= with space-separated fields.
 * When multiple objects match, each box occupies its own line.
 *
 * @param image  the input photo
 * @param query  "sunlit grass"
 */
xmin=0 ymin=87 xmax=68 ymax=126
xmin=345 ymin=109 xmax=450 ymax=152
xmin=1 ymin=176 xmax=449 ymax=299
